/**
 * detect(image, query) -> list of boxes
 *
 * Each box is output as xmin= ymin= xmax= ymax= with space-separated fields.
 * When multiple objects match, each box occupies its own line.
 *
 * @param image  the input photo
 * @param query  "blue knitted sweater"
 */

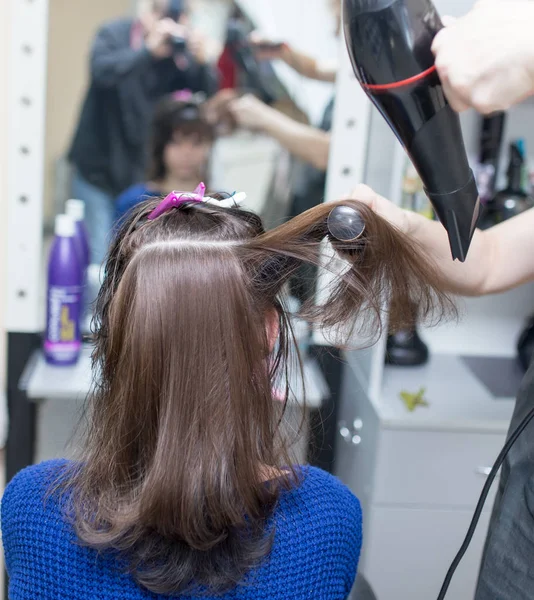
xmin=1 ymin=460 xmax=362 ymax=600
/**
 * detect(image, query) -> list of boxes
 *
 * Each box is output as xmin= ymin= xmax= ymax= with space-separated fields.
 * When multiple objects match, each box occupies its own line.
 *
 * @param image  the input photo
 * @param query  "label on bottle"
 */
xmin=45 ymin=285 xmax=82 ymax=364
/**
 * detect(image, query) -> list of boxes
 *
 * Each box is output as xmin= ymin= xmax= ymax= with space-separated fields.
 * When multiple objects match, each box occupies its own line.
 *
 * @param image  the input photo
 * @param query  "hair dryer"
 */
xmin=226 ymin=20 xmax=277 ymax=105
xmin=343 ymin=0 xmax=480 ymax=261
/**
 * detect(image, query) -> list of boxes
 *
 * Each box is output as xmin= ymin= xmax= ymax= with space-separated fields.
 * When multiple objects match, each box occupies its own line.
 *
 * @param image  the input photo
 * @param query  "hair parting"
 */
xmin=57 ymin=194 xmax=454 ymax=595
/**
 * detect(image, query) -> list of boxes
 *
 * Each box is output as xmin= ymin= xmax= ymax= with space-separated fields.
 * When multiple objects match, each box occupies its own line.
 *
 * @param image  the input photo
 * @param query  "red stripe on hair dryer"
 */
xmin=343 ymin=0 xmax=480 ymax=261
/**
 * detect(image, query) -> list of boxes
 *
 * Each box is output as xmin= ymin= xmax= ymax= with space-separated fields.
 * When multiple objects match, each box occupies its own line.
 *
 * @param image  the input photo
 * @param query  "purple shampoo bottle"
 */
xmin=44 ymin=214 xmax=83 ymax=366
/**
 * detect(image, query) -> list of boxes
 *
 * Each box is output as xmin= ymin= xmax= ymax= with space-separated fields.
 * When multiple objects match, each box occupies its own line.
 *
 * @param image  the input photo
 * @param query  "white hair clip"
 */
xmin=204 ymin=192 xmax=247 ymax=208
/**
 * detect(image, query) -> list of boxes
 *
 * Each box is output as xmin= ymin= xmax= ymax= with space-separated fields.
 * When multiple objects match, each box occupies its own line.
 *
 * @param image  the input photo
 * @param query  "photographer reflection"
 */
xmin=68 ymin=0 xmax=219 ymax=265
xmin=116 ymin=93 xmax=216 ymax=220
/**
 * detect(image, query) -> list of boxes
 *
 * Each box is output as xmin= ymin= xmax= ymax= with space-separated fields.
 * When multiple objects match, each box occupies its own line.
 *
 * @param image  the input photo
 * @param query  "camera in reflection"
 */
xmin=170 ymin=35 xmax=187 ymax=54
xmin=166 ymin=0 xmax=187 ymax=55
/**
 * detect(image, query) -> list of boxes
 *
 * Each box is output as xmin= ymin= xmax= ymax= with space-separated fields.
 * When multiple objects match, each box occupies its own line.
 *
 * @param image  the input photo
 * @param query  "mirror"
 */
xmin=33 ymin=0 xmax=340 ymax=463
xmin=44 ymin=0 xmax=338 ymax=244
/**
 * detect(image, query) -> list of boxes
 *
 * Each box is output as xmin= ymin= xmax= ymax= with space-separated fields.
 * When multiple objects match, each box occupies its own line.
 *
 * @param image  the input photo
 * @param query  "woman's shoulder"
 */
xmin=116 ymin=182 xmax=161 ymax=217
xmin=272 ymin=466 xmax=362 ymax=591
xmin=116 ymin=182 xmax=161 ymax=202
xmin=116 ymin=182 xmax=155 ymax=202
xmin=2 ymin=459 xmax=71 ymax=517
xmin=118 ymin=182 xmax=151 ymax=194
xmin=281 ymin=465 xmax=362 ymax=530
xmin=295 ymin=465 xmax=360 ymax=501
xmin=5 ymin=458 xmax=70 ymax=487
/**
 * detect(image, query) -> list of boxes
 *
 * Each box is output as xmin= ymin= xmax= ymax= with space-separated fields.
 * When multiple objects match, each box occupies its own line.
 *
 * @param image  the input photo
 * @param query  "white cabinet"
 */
xmin=336 ymin=357 xmax=514 ymax=600
xmin=364 ymin=506 xmax=491 ymax=600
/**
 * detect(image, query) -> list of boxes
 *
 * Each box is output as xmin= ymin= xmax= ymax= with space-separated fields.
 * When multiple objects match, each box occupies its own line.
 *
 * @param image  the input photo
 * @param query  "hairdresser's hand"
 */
xmin=228 ymin=94 xmax=273 ymax=131
xmin=347 ymin=185 xmax=413 ymax=234
xmin=146 ymin=18 xmax=182 ymax=59
xmin=249 ymin=31 xmax=289 ymax=61
xmin=432 ymin=0 xmax=534 ymax=113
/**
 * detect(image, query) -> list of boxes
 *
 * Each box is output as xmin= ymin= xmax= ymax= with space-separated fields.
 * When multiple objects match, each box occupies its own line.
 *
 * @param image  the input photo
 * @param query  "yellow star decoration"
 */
xmin=400 ymin=387 xmax=429 ymax=412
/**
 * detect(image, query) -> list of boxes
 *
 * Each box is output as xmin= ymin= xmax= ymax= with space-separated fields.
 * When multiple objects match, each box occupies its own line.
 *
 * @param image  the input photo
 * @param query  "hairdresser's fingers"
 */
xmin=347 ymin=184 xmax=379 ymax=206
xmin=433 ymin=33 xmax=473 ymax=112
xmin=432 ymin=1 xmax=534 ymax=113
xmin=228 ymin=94 xmax=271 ymax=130
xmin=440 ymin=15 xmax=457 ymax=27
xmin=347 ymin=184 xmax=410 ymax=232
xmin=439 ymin=75 xmax=471 ymax=112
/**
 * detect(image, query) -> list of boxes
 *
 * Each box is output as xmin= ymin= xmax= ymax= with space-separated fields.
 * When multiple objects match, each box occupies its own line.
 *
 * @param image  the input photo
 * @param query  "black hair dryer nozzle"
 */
xmin=343 ymin=0 xmax=480 ymax=261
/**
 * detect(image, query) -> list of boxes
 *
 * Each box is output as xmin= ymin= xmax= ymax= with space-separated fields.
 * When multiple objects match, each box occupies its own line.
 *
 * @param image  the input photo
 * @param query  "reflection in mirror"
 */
xmin=42 ymin=0 xmax=339 ymax=325
xmin=39 ymin=0 xmax=340 ymax=459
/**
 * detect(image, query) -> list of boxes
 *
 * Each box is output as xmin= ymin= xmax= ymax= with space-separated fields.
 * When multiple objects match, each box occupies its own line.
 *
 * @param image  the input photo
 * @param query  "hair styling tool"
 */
xmin=225 ymin=19 xmax=277 ymax=105
xmin=343 ymin=0 xmax=480 ymax=262
xmin=327 ymin=205 xmax=366 ymax=241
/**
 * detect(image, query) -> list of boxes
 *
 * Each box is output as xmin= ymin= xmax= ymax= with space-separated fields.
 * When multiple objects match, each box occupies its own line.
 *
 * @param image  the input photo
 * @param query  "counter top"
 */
xmin=373 ymin=354 xmax=516 ymax=434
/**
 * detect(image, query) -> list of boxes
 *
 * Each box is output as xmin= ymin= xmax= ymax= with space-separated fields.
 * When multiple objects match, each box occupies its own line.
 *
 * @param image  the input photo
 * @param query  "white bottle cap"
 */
xmin=55 ymin=214 xmax=76 ymax=237
xmin=65 ymin=198 xmax=85 ymax=222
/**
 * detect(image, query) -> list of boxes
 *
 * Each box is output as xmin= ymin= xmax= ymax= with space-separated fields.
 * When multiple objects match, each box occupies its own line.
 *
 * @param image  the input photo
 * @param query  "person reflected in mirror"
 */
xmin=248 ymin=7 xmax=339 ymax=85
xmin=115 ymin=93 xmax=217 ymax=221
xmin=68 ymin=0 xmax=219 ymax=265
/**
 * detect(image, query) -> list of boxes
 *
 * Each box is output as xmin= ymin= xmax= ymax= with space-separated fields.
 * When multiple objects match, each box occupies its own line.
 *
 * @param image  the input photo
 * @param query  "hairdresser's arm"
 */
xmin=280 ymin=46 xmax=337 ymax=83
xmin=260 ymin=110 xmax=331 ymax=170
xmin=351 ymin=185 xmax=534 ymax=297
xmin=250 ymin=34 xmax=337 ymax=83
xmin=229 ymin=94 xmax=330 ymax=170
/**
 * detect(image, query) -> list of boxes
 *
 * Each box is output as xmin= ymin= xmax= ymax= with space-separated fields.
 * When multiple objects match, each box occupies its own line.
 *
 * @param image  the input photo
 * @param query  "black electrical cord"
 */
xmin=437 ymin=404 xmax=534 ymax=600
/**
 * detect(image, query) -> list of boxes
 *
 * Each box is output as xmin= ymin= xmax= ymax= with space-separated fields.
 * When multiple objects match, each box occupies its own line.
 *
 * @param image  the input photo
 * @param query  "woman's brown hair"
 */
xmin=60 ymin=196 xmax=454 ymax=595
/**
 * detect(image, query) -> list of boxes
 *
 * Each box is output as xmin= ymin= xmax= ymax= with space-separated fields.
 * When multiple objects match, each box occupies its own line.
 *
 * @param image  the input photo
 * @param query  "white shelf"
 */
xmin=373 ymin=354 xmax=515 ymax=434
xmin=21 ymin=346 xmax=328 ymax=410
xmin=22 ymin=346 xmax=94 ymax=401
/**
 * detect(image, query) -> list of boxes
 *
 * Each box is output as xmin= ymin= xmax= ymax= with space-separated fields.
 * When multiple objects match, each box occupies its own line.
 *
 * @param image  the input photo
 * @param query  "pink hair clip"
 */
xmin=173 ymin=89 xmax=194 ymax=102
xmin=147 ymin=183 xmax=206 ymax=220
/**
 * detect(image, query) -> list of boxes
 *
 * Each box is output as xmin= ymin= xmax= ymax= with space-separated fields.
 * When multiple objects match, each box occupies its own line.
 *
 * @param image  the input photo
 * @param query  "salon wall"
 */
xmin=43 ymin=0 xmax=133 ymax=225
xmin=0 ymin=0 xmax=11 ymax=445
